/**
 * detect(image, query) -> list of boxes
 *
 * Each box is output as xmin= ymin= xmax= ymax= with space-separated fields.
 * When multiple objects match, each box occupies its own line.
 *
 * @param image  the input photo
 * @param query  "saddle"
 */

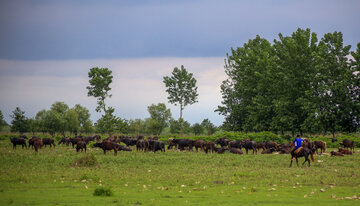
xmin=293 ymin=147 xmax=303 ymax=154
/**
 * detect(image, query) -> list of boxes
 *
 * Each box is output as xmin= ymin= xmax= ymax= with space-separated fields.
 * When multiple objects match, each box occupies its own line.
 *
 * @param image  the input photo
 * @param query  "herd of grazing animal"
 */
xmin=8 ymin=135 xmax=357 ymax=166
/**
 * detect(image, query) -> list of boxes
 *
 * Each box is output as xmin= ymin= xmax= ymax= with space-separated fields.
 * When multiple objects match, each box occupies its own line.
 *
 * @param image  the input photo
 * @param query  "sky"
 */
xmin=0 ymin=0 xmax=360 ymax=126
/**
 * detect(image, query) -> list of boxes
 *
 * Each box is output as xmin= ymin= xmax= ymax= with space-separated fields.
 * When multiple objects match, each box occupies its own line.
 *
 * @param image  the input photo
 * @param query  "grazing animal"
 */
xmin=264 ymin=141 xmax=278 ymax=151
xmin=228 ymin=140 xmax=243 ymax=149
xmin=58 ymin=137 xmax=70 ymax=146
xmin=70 ymin=137 xmax=82 ymax=148
xmin=215 ymin=138 xmax=229 ymax=148
xmin=229 ymin=148 xmax=243 ymax=155
xmin=172 ymin=139 xmax=195 ymax=151
xmin=10 ymin=138 xmax=27 ymax=149
xmin=120 ymin=137 xmax=138 ymax=147
xmin=151 ymin=141 xmax=165 ymax=153
xmin=204 ymin=142 xmax=215 ymax=154
xmin=76 ymin=141 xmax=87 ymax=152
xmin=338 ymin=148 xmax=352 ymax=155
xmin=214 ymin=147 xmax=227 ymax=154
xmin=289 ymin=142 xmax=315 ymax=167
xmin=254 ymin=142 xmax=266 ymax=153
xmin=167 ymin=138 xmax=178 ymax=150
xmin=242 ymin=140 xmax=257 ymax=154
xmin=34 ymin=139 xmax=43 ymax=152
xmin=314 ymin=140 xmax=326 ymax=154
xmin=331 ymin=138 xmax=337 ymax=143
xmin=93 ymin=141 xmax=118 ymax=156
xmin=28 ymin=136 xmax=41 ymax=149
xmin=261 ymin=148 xmax=275 ymax=154
xmin=330 ymin=151 xmax=344 ymax=156
xmin=194 ymin=140 xmax=206 ymax=152
xmin=339 ymin=139 xmax=355 ymax=152
xmin=42 ymin=138 xmax=56 ymax=148
xmin=117 ymin=145 xmax=132 ymax=151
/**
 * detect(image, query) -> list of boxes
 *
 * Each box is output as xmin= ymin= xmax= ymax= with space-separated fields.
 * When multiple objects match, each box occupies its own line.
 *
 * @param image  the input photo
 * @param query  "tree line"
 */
xmin=217 ymin=28 xmax=360 ymax=136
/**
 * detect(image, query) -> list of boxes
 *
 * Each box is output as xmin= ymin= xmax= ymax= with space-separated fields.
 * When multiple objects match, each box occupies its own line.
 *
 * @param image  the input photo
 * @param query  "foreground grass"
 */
xmin=0 ymin=140 xmax=359 ymax=205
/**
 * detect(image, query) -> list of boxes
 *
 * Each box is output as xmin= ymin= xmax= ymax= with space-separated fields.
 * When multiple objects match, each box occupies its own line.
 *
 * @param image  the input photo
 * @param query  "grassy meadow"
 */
xmin=0 ymin=139 xmax=359 ymax=205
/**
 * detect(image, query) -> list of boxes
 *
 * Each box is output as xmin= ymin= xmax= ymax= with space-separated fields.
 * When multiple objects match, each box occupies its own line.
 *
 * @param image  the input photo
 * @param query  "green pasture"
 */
xmin=0 ymin=139 xmax=359 ymax=205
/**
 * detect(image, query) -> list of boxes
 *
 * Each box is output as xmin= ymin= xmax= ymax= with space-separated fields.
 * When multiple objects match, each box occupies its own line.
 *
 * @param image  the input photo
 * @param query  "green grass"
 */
xmin=0 ymin=139 xmax=359 ymax=205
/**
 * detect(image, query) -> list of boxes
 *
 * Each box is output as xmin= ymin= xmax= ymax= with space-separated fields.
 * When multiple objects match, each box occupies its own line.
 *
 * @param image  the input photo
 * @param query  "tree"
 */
xmin=0 ymin=110 xmax=9 ymax=131
xmin=50 ymin=102 xmax=69 ymax=136
xmin=191 ymin=123 xmax=204 ymax=135
xmin=201 ymin=118 xmax=217 ymax=135
xmin=65 ymin=108 xmax=79 ymax=135
xmin=169 ymin=119 xmax=191 ymax=135
xmin=163 ymin=65 xmax=198 ymax=134
xmin=87 ymin=67 xmax=116 ymax=136
xmin=10 ymin=107 xmax=29 ymax=134
xmin=73 ymin=104 xmax=93 ymax=134
xmin=129 ymin=119 xmax=146 ymax=135
xmin=147 ymin=103 xmax=172 ymax=135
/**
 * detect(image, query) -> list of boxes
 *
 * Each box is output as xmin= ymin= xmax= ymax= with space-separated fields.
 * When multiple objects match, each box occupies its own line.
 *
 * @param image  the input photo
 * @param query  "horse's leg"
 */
xmin=296 ymin=158 xmax=299 ymax=167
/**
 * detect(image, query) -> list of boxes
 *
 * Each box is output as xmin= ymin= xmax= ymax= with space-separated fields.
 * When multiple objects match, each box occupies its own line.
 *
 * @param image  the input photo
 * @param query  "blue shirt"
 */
xmin=293 ymin=138 xmax=304 ymax=149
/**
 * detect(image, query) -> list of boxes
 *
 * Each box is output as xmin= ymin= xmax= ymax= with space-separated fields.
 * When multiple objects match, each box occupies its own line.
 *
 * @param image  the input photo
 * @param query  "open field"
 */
xmin=0 ymin=139 xmax=359 ymax=205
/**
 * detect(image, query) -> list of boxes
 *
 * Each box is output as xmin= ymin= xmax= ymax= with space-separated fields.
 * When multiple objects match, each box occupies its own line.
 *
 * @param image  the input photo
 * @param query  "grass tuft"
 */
xmin=93 ymin=186 xmax=113 ymax=197
xmin=72 ymin=154 xmax=98 ymax=167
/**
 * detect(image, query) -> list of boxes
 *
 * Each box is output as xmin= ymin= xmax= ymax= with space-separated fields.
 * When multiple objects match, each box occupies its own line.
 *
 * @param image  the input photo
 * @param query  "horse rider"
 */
xmin=291 ymin=134 xmax=305 ymax=160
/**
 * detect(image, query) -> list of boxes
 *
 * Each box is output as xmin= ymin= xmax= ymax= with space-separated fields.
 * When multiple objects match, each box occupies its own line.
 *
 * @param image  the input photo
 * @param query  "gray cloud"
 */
xmin=0 ymin=57 xmax=226 ymax=126
xmin=0 ymin=0 xmax=359 ymax=60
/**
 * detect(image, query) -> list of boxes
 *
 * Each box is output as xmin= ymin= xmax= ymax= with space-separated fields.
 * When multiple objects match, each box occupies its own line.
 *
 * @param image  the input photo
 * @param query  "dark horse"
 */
xmin=289 ymin=142 xmax=315 ymax=167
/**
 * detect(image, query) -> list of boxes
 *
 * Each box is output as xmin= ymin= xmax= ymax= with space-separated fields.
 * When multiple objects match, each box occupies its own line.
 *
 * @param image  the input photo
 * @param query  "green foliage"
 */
xmin=201 ymin=119 xmax=217 ymax=135
xmin=10 ymin=107 xmax=29 ymax=134
xmin=146 ymin=103 xmax=172 ymax=135
xmin=93 ymin=186 xmax=113 ymax=197
xmin=72 ymin=154 xmax=98 ymax=167
xmin=87 ymin=67 xmax=113 ymax=113
xmin=129 ymin=119 xmax=146 ymax=135
xmin=191 ymin=123 xmax=204 ymax=135
xmin=163 ymin=65 xmax=199 ymax=134
xmin=87 ymin=67 xmax=116 ymax=136
xmin=0 ymin=110 xmax=9 ymax=131
xmin=169 ymin=118 xmax=191 ymax=135
xmin=218 ymin=28 xmax=360 ymax=134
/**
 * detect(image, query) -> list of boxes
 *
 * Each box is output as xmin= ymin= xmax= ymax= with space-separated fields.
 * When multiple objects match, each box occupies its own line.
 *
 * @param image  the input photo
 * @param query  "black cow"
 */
xmin=215 ymin=138 xmax=229 ymax=148
xmin=228 ymin=140 xmax=243 ymax=149
xmin=120 ymin=137 xmax=138 ymax=147
xmin=172 ymin=139 xmax=195 ymax=151
xmin=242 ymin=140 xmax=257 ymax=154
xmin=76 ymin=141 xmax=87 ymax=152
xmin=151 ymin=141 xmax=165 ymax=153
xmin=10 ymin=138 xmax=27 ymax=149
xmin=93 ymin=141 xmax=118 ymax=155
xmin=339 ymin=139 xmax=355 ymax=152
xmin=58 ymin=137 xmax=70 ymax=146
xmin=117 ymin=145 xmax=132 ymax=151
xmin=229 ymin=148 xmax=243 ymax=155
xmin=42 ymin=138 xmax=55 ymax=148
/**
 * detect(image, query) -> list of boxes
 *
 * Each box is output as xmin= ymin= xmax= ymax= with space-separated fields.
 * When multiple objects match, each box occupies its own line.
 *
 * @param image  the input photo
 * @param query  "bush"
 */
xmin=72 ymin=154 xmax=98 ymax=167
xmin=93 ymin=186 xmax=113 ymax=196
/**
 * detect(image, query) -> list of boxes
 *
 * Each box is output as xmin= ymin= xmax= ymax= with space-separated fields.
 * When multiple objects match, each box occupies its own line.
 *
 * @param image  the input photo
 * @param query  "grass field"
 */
xmin=0 ymin=139 xmax=359 ymax=205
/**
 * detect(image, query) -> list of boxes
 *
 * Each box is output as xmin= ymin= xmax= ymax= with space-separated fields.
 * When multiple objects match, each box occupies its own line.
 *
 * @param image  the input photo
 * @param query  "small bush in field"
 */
xmin=72 ymin=154 xmax=98 ymax=167
xmin=93 ymin=186 xmax=113 ymax=196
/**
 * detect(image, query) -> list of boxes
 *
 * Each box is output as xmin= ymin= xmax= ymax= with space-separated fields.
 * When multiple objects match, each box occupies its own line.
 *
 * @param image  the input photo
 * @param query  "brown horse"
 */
xmin=290 ymin=142 xmax=315 ymax=167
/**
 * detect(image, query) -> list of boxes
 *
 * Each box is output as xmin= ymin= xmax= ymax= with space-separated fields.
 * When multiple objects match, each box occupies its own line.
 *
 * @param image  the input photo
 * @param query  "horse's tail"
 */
xmin=323 ymin=142 xmax=326 ymax=152
xmin=310 ymin=152 xmax=314 ymax=162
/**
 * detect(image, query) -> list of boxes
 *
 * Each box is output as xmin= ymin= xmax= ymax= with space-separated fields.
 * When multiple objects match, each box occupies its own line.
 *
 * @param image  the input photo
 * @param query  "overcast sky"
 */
xmin=0 ymin=0 xmax=359 ymax=126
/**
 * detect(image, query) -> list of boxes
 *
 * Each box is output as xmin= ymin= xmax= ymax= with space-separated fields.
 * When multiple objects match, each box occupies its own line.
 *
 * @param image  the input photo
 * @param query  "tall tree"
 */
xmin=10 ymin=107 xmax=29 ymax=134
xmin=191 ymin=123 xmax=204 ymax=135
xmin=147 ymin=103 xmax=172 ymax=135
xmin=50 ymin=101 xmax=69 ymax=136
xmin=163 ymin=65 xmax=198 ymax=134
xmin=201 ymin=118 xmax=217 ymax=135
xmin=0 ymin=110 xmax=8 ymax=131
xmin=73 ymin=104 xmax=93 ymax=134
xmin=87 ymin=67 xmax=116 ymax=136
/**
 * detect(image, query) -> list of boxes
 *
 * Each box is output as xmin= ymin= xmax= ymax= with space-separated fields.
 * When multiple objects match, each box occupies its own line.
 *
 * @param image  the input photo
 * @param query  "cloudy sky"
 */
xmin=0 ymin=0 xmax=359 ymax=126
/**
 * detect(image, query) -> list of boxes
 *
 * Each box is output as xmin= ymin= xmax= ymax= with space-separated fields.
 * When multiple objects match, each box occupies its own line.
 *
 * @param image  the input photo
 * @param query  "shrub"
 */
xmin=93 ymin=186 xmax=113 ymax=196
xmin=72 ymin=154 xmax=98 ymax=167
